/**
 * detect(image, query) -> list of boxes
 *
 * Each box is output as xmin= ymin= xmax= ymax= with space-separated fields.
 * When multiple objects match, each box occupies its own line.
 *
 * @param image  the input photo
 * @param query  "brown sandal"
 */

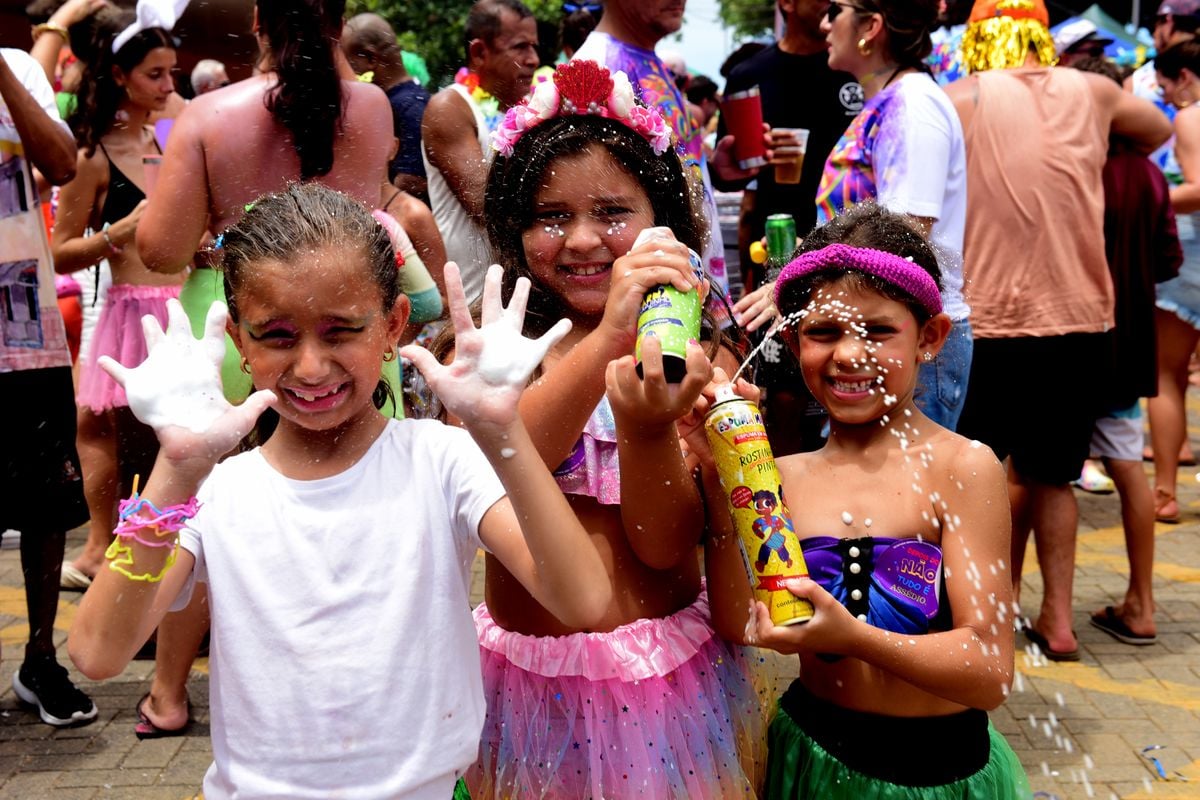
xmin=1154 ymin=487 xmax=1181 ymax=524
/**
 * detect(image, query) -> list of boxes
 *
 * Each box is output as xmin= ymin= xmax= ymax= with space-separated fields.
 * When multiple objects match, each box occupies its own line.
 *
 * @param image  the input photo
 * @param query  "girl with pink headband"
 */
xmin=694 ymin=203 xmax=1030 ymax=798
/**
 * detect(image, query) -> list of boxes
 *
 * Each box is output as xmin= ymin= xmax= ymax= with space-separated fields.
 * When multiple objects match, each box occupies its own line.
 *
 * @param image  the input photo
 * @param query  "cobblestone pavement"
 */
xmin=1 ymin=408 xmax=1198 ymax=798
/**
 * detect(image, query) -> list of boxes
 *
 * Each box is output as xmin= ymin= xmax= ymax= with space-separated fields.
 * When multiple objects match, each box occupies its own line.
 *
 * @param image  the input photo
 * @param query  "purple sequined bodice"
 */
xmin=800 ymin=536 xmax=946 ymax=635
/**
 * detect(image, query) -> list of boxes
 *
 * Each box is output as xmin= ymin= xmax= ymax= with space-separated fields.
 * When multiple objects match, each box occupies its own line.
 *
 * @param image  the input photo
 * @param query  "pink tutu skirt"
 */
xmin=76 ymin=284 xmax=180 ymax=413
xmin=469 ymin=586 xmax=769 ymax=799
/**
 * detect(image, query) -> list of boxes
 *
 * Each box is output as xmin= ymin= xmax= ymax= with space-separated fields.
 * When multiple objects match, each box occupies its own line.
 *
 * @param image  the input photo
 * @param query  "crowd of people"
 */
xmin=0 ymin=0 xmax=1191 ymax=797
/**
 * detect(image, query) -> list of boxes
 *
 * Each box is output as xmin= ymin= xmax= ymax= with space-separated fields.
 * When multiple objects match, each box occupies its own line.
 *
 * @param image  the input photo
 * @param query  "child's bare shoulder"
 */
xmin=926 ymin=428 xmax=1005 ymax=487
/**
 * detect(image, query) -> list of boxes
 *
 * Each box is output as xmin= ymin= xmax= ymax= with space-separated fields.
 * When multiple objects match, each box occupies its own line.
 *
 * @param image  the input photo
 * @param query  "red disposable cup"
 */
xmin=722 ymin=87 xmax=767 ymax=170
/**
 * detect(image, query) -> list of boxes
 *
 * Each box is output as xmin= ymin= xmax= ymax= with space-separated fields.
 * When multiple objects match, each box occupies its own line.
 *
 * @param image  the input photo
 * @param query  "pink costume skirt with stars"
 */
xmin=467 ymin=584 xmax=769 ymax=799
xmin=75 ymin=284 xmax=180 ymax=413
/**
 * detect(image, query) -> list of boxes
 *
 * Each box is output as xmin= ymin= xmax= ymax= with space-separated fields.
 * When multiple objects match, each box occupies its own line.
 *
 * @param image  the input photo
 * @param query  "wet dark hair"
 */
xmin=858 ymin=0 xmax=939 ymax=69
xmin=1155 ymin=39 xmax=1200 ymax=80
xmin=69 ymin=16 xmax=176 ymax=157
xmin=257 ymin=0 xmax=345 ymax=179
xmin=776 ymin=203 xmax=943 ymax=326
xmin=465 ymin=0 xmax=534 ymax=62
xmin=483 ymin=113 xmax=707 ymax=337
xmin=219 ymin=183 xmax=401 ymax=410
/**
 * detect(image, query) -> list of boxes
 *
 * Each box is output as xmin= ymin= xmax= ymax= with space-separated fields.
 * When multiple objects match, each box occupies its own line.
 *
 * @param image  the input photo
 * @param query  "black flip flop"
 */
xmin=1023 ymin=627 xmax=1080 ymax=662
xmin=1090 ymin=606 xmax=1157 ymax=646
xmin=134 ymin=692 xmax=190 ymax=740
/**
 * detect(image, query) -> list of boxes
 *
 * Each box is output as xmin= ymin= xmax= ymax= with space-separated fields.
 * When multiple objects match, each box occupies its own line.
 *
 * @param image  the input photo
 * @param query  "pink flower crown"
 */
xmin=491 ymin=60 xmax=673 ymax=158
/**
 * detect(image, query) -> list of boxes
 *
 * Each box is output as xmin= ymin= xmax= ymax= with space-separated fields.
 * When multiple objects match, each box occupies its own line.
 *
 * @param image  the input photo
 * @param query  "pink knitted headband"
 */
xmin=774 ymin=243 xmax=943 ymax=317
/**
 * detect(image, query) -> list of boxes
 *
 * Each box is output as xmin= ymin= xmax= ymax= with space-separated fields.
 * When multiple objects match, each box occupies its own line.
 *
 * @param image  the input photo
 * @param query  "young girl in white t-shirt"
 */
xmin=67 ymin=183 xmax=612 ymax=800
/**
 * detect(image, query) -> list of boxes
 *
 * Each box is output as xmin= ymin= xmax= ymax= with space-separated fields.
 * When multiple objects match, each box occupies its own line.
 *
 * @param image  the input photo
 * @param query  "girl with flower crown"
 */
xmin=458 ymin=59 xmax=766 ymax=798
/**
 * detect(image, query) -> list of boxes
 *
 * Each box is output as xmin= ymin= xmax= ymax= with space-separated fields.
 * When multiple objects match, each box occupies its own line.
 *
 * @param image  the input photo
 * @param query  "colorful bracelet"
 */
xmin=116 ymin=493 xmax=199 ymax=534
xmin=114 ymin=491 xmax=199 ymax=547
xmin=101 ymin=223 xmax=123 ymax=256
xmin=105 ymin=537 xmax=178 ymax=583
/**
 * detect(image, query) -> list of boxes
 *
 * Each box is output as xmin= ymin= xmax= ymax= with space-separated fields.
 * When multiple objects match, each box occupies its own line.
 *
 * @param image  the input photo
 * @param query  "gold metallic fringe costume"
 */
xmin=962 ymin=0 xmax=1058 ymax=73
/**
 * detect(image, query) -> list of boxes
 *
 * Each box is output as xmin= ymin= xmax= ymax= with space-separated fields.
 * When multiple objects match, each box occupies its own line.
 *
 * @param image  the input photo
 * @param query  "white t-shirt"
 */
xmin=817 ymin=72 xmax=969 ymax=321
xmin=872 ymin=73 xmax=968 ymax=322
xmin=0 ymin=48 xmax=72 ymax=373
xmin=177 ymin=419 xmax=506 ymax=800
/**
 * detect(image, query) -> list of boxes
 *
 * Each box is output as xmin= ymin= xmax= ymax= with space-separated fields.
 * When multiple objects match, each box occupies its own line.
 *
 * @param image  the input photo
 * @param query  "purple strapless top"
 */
xmin=552 ymin=397 xmax=620 ymax=505
xmin=800 ymin=536 xmax=948 ymax=635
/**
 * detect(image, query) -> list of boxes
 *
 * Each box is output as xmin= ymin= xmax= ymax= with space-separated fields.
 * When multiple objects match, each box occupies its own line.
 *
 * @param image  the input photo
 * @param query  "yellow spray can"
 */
xmin=704 ymin=386 xmax=813 ymax=626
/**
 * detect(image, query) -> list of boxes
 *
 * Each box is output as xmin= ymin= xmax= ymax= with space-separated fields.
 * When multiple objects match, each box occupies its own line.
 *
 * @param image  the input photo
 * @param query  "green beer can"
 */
xmin=765 ymin=213 xmax=797 ymax=270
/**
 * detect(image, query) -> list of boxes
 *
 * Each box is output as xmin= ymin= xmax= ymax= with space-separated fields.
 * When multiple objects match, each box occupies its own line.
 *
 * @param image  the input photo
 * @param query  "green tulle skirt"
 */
xmin=765 ymin=685 xmax=1031 ymax=799
xmin=179 ymin=268 xmax=404 ymax=418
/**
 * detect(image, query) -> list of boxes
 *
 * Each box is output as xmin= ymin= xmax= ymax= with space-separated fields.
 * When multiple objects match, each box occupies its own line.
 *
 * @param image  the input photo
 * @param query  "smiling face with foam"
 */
xmin=228 ymin=244 xmax=406 ymax=435
xmin=519 ymin=145 xmax=656 ymax=320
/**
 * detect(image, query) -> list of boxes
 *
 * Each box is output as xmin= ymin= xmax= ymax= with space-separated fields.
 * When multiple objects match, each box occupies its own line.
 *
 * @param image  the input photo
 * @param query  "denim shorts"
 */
xmin=914 ymin=318 xmax=973 ymax=432
xmin=1159 ymin=227 xmax=1200 ymax=329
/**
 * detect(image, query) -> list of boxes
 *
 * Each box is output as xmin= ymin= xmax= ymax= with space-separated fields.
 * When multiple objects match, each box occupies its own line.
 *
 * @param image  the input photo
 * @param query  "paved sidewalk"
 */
xmin=1 ymin=415 xmax=1199 ymax=798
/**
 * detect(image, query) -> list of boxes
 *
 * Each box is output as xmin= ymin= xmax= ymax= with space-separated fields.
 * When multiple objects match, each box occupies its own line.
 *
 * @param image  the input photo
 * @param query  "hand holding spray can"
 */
xmin=704 ymin=385 xmax=813 ymax=626
xmin=633 ymin=228 xmax=703 ymax=383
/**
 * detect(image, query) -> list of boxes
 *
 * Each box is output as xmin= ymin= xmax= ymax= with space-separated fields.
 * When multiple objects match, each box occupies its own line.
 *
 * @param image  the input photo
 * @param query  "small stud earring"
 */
xmin=857 ymin=37 xmax=872 ymax=55
xmin=922 ymin=352 xmax=933 ymax=362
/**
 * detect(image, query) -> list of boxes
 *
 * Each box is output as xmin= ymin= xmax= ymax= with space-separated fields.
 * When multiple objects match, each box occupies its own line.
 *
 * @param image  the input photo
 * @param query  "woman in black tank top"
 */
xmin=49 ymin=16 xmax=184 ymax=611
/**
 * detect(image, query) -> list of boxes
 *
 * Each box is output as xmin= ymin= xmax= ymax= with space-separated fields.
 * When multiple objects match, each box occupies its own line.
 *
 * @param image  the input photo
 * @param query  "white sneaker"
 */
xmin=0 ymin=530 xmax=19 ymax=550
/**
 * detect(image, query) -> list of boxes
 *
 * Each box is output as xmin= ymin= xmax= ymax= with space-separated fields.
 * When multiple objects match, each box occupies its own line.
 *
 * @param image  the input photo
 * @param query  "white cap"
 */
xmin=1052 ymin=19 xmax=1114 ymax=54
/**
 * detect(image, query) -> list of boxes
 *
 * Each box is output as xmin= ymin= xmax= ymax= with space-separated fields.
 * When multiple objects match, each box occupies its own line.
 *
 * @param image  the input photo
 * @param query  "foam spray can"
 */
xmin=634 ymin=228 xmax=703 ymax=383
xmin=704 ymin=385 xmax=813 ymax=625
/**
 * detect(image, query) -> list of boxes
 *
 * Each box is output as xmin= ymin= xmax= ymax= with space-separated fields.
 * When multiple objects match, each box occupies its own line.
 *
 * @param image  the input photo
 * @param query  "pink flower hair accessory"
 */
xmin=491 ymin=60 xmax=673 ymax=157
xmin=774 ymin=244 xmax=944 ymax=317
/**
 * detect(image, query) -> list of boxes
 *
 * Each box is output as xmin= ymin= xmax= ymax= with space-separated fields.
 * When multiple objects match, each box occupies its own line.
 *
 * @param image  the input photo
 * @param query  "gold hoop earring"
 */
xmin=240 ymin=356 xmax=251 ymax=374
xmin=857 ymin=37 xmax=872 ymax=55
xmin=383 ymin=347 xmax=397 ymax=363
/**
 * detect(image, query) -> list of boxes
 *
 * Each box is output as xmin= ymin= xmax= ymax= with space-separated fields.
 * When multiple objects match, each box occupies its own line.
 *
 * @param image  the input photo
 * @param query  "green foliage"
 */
xmin=346 ymin=0 xmax=567 ymax=90
xmin=716 ymin=0 xmax=775 ymax=40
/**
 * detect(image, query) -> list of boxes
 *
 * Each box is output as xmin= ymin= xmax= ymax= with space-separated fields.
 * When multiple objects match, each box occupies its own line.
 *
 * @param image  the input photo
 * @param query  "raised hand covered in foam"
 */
xmin=98 ymin=300 xmax=276 ymax=461
xmin=401 ymin=262 xmax=571 ymax=431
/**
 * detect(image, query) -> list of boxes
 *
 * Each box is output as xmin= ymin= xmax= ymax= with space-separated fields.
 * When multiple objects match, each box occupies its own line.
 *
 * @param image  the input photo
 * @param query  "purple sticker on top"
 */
xmin=874 ymin=539 xmax=942 ymax=620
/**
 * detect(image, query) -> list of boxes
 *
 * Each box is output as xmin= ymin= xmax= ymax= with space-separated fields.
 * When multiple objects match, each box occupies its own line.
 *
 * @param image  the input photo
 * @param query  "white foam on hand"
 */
xmin=401 ymin=262 xmax=570 ymax=429
xmin=99 ymin=299 xmax=271 ymax=436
